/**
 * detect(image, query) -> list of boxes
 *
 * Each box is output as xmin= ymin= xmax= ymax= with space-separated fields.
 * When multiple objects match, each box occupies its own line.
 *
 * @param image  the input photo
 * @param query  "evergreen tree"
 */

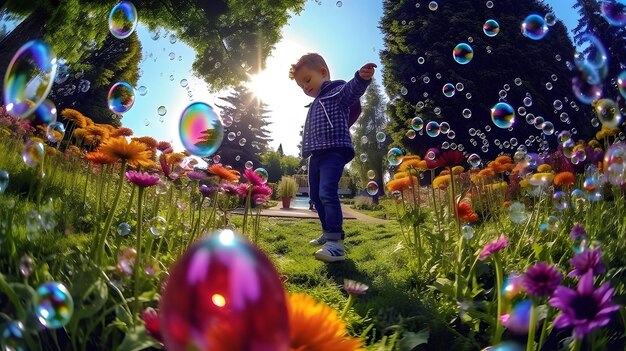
xmin=380 ymin=0 xmax=595 ymax=160
xmin=277 ymin=143 xmax=284 ymax=156
xmin=573 ymin=0 xmax=626 ymax=102
xmin=352 ymin=79 xmax=389 ymax=202
xmin=209 ymin=86 xmax=272 ymax=171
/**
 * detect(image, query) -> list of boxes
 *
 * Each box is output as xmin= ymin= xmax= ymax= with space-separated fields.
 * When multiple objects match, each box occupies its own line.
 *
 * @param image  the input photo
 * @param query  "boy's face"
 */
xmin=294 ymin=66 xmax=329 ymax=98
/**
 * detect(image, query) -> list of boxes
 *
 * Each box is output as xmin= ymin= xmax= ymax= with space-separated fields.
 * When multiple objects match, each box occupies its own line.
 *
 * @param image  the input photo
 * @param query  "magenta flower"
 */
xmin=126 ymin=171 xmax=160 ymax=187
xmin=252 ymin=184 xmax=272 ymax=197
xmin=243 ymin=168 xmax=264 ymax=187
xmin=343 ymin=279 xmax=369 ymax=296
xmin=570 ymin=223 xmax=587 ymax=240
xmin=141 ymin=307 xmax=162 ymax=342
xmin=478 ymin=235 xmax=509 ymax=261
xmin=253 ymin=193 xmax=270 ymax=206
xmin=549 ymin=270 xmax=620 ymax=339
xmin=568 ymin=248 xmax=605 ymax=278
xmin=522 ymin=262 xmax=562 ymax=298
xmin=219 ymin=183 xmax=241 ymax=196
xmin=187 ymin=171 xmax=207 ymax=181
xmin=236 ymin=183 xmax=251 ymax=197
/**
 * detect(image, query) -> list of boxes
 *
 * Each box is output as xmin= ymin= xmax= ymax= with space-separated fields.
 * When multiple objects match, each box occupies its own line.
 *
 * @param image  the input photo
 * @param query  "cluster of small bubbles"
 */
xmin=387 ymin=148 xmax=404 ymax=166
xmin=426 ymin=121 xmax=441 ymax=137
xmin=376 ymin=131 xmax=386 ymax=142
xmin=522 ymin=14 xmax=549 ymax=40
xmin=149 ymin=216 xmax=167 ymax=237
xmin=453 ymin=43 xmax=474 ymax=65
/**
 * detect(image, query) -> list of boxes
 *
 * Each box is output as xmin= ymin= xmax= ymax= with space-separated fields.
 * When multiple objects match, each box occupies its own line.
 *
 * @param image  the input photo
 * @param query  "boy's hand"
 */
xmin=358 ymin=63 xmax=377 ymax=80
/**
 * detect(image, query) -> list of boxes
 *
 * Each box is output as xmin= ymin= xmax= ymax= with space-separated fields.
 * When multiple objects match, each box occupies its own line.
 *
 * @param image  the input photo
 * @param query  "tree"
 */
xmin=277 ymin=143 xmax=284 ymax=156
xmin=259 ymin=150 xmax=301 ymax=183
xmin=297 ymin=123 xmax=304 ymax=157
xmin=351 ymin=79 xmax=389 ymax=203
xmin=0 ymin=0 xmax=306 ymax=95
xmin=209 ymin=86 xmax=272 ymax=171
xmin=380 ymin=0 xmax=596 ymax=161
xmin=573 ymin=0 xmax=626 ymax=103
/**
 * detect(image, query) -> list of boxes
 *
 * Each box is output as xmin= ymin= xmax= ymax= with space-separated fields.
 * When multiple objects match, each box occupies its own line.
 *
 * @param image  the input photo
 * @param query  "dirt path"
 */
xmin=232 ymin=204 xmax=390 ymax=224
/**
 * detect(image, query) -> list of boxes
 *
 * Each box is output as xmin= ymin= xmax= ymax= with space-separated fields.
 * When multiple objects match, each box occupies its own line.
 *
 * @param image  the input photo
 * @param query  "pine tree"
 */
xmin=210 ymin=86 xmax=272 ymax=171
xmin=352 ymin=79 xmax=389 ymax=203
xmin=380 ymin=0 xmax=596 ymax=160
xmin=277 ymin=143 xmax=284 ymax=156
xmin=573 ymin=0 xmax=626 ymax=102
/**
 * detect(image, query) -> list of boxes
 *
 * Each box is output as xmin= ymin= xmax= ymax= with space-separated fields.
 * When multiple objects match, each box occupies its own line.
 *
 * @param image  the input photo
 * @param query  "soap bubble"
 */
xmin=179 ymin=102 xmax=224 ymax=157
xmin=31 ymin=99 xmax=57 ymax=125
xmin=117 ymin=247 xmax=136 ymax=275
xmin=22 ymin=140 xmax=44 ymax=168
xmin=547 ymin=215 xmax=560 ymax=232
xmin=169 ymin=34 xmax=178 ymax=44
xmin=0 ymin=321 xmax=26 ymax=351
xmin=545 ymin=82 xmax=553 ymax=90
xmin=509 ymin=202 xmax=527 ymax=224
xmin=3 ymin=40 xmax=58 ymax=119
xmin=227 ymin=132 xmax=236 ymax=141
xmin=0 ymin=170 xmax=9 ymax=194
xmin=483 ymin=19 xmax=500 ymax=37
xmin=245 ymin=161 xmax=254 ymax=169
xmin=117 ymin=222 xmax=131 ymax=237
xmin=169 ymin=52 xmax=176 ymax=60
xmin=553 ymin=100 xmax=563 ymax=110
xmin=19 ymin=255 xmax=34 ymax=277
xmin=501 ymin=273 xmax=523 ymax=300
xmin=545 ymin=12 xmax=557 ymax=26
xmin=486 ymin=1 xmax=494 ymax=8
xmin=149 ymin=216 xmax=167 ymax=237
xmin=108 ymin=1 xmax=138 ymax=39
xmin=137 ymin=86 xmax=147 ymax=96
xmin=440 ymin=122 xmax=451 ymax=134
xmin=618 ymin=70 xmax=626 ymax=99
xmin=552 ymin=191 xmax=568 ymax=210
xmin=453 ymin=43 xmax=474 ymax=65
xmin=238 ymin=138 xmax=247 ymax=146
xmin=411 ymin=117 xmax=424 ymax=132
xmin=35 ymin=282 xmax=73 ymax=329
xmin=522 ymin=14 xmax=549 ymax=40
xmin=462 ymin=108 xmax=472 ymax=118
xmin=523 ymin=97 xmax=532 ymax=107
xmin=159 ymin=230 xmax=290 ymax=351
xmin=572 ymin=74 xmax=603 ymax=105
xmin=575 ymin=34 xmax=608 ymax=71
xmin=601 ymin=1 xmax=626 ymax=26
xmin=376 ymin=131 xmax=386 ymax=142
xmin=418 ymin=57 xmax=425 ymax=64
xmin=366 ymin=181 xmax=379 ymax=196
xmin=503 ymin=299 xmax=532 ymax=334
xmin=429 ymin=1 xmax=438 ymax=11
xmin=541 ymin=121 xmax=555 ymax=135
xmin=491 ymin=102 xmax=515 ymax=129
xmin=594 ymin=98 xmax=622 ymax=128
xmin=360 ymin=153 xmax=368 ymax=162
xmin=107 ymin=81 xmax=135 ymax=114
xmin=442 ymin=83 xmax=456 ymax=97
xmin=425 ymin=121 xmax=440 ymax=137
xmin=468 ymin=154 xmax=481 ymax=168
xmin=254 ymin=168 xmax=269 ymax=184
xmin=604 ymin=143 xmax=626 ymax=186
xmin=406 ymin=129 xmax=417 ymax=139
xmin=46 ymin=122 xmax=65 ymax=143
xmin=461 ymin=225 xmax=475 ymax=240
xmin=387 ymin=148 xmax=404 ymax=166
xmin=180 ymin=79 xmax=188 ymax=87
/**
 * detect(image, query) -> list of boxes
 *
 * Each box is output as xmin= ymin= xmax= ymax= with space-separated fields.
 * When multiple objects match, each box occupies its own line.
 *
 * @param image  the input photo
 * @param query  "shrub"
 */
xmin=276 ymin=176 xmax=298 ymax=198
xmin=351 ymin=195 xmax=383 ymax=211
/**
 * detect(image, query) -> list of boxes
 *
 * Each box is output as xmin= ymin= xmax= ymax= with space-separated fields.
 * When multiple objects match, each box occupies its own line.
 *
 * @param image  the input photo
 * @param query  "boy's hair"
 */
xmin=289 ymin=53 xmax=330 ymax=80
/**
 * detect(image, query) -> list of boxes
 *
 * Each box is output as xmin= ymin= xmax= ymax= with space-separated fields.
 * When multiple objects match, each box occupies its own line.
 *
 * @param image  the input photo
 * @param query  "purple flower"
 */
xmin=187 ymin=171 xmax=207 ymax=181
xmin=219 ymin=183 xmax=241 ymax=196
xmin=522 ymin=262 xmax=562 ymax=298
xmin=125 ymin=171 xmax=160 ymax=188
xmin=570 ymin=223 xmax=587 ymax=240
xmin=343 ymin=279 xmax=369 ymax=296
xmin=479 ymin=235 xmax=509 ymax=261
xmin=549 ymin=270 xmax=620 ymax=339
xmin=569 ymin=248 xmax=605 ymax=278
xmin=199 ymin=184 xmax=217 ymax=198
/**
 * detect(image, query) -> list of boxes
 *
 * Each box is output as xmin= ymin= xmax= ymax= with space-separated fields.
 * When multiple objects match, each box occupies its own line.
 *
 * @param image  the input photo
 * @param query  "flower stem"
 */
xmin=526 ymin=301 xmax=537 ymax=351
xmin=242 ymin=186 xmax=252 ymax=236
xmin=340 ymin=294 xmax=355 ymax=320
xmin=94 ymin=161 xmax=127 ymax=264
xmin=493 ymin=253 xmax=504 ymax=345
xmin=132 ymin=186 xmax=145 ymax=323
xmin=571 ymin=338 xmax=581 ymax=351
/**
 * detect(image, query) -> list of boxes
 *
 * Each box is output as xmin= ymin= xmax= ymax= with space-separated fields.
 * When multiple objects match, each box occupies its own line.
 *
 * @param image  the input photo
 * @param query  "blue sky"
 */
xmin=2 ymin=0 xmax=597 ymax=156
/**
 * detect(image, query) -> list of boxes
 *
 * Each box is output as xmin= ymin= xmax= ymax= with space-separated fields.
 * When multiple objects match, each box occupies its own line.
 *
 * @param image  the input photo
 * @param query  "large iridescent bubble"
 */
xmin=387 ymin=148 xmax=404 ymax=166
xmin=107 ymin=81 xmax=135 ymax=114
xmin=3 ymin=40 xmax=58 ymax=119
xmin=604 ymin=143 xmax=626 ymax=186
xmin=522 ymin=14 xmax=548 ymax=40
xmin=491 ymin=102 xmax=515 ymax=129
xmin=483 ymin=19 xmax=500 ymax=37
xmin=453 ymin=43 xmax=474 ymax=65
xmin=601 ymin=1 xmax=626 ymax=26
xmin=594 ymin=98 xmax=622 ymax=128
xmin=159 ymin=230 xmax=290 ymax=351
xmin=179 ymin=102 xmax=224 ymax=157
xmin=35 ymin=282 xmax=74 ymax=329
xmin=108 ymin=1 xmax=138 ymax=39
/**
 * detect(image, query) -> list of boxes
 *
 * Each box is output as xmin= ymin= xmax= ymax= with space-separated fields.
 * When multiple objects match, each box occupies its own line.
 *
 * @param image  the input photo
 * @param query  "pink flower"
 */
xmin=243 ymin=168 xmax=264 ymax=186
xmin=479 ymin=235 xmax=509 ymax=261
xmin=343 ymin=279 xmax=369 ymax=296
xmin=236 ymin=183 xmax=251 ymax=197
xmin=125 ymin=171 xmax=160 ymax=187
xmin=141 ymin=307 xmax=162 ymax=342
xmin=220 ymin=183 xmax=241 ymax=196
xmin=187 ymin=171 xmax=208 ymax=181
xmin=253 ymin=193 xmax=270 ymax=205
xmin=252 ymin=184 xmax=272 ymax=197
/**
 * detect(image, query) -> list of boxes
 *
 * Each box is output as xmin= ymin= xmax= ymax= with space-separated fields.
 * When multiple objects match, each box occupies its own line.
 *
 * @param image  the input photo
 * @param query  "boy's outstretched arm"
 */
xmin=337 ymin=63 xmax=377 ymax=107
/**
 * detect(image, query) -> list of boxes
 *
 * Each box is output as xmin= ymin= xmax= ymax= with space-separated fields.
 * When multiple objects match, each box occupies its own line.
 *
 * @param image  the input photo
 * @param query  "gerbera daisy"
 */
xmin=568 ymin=248 xmax=605 ymax=278
xmin=156 ymin=141 xmax=172 ymax=151
xmin=86 ymin=151 xmax=117 ymax=165
xmin=112 ymin=127 xmax=134 ymax=137
xmin=522 ymin=262 xmax=562 ymax=298
xmin=386 ymin=176 xmax=416 ymax=192
xmin=553 ymin=171 xmax=575 ymax=187
xmin=99 ymin=137 xmax=153 ymax=168
xmin=60 ymin=108 xmax=86 ymax=128
xmin=208 ymin=164 xmax=240 ymax=182
xmin=126 ymin=171 xmax=160 ymax=187
xmin=288 ymin=293 xmax=365 ymax=351
xmin=132 ymin=136 xmax=158 ymax=150
xmin=479 ymin=235 xmax=508 ymax=261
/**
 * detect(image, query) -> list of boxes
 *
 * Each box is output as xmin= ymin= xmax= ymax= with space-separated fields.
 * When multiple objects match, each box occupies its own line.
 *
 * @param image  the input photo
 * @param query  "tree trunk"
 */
xmin=0 ymin=11 xmax=47 ymax=104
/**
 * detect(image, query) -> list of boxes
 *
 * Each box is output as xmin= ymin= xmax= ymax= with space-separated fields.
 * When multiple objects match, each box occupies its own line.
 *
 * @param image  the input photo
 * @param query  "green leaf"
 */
xmin=532 ymin=242 xmax=544 ymax=259
xmin=398 ymin=329 xmax=429 ymax=351
xmin=117 ymin=325 xmax=162 ymax=351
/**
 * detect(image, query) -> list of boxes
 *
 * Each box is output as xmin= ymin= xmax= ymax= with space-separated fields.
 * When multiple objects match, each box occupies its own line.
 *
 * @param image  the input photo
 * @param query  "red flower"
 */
xmin=457 ymin=199 xmax=479 ymax=223
xmin=141 ymin=307 xmax=163 ymax=342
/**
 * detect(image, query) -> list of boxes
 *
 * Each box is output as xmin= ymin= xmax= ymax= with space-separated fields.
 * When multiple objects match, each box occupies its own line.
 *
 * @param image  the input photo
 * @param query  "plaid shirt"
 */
xmin=301 ymin=72 xmax=371 ymax=159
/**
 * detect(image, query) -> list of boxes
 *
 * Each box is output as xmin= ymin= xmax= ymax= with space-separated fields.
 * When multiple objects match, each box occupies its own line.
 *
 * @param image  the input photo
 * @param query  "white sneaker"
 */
xmin=314 ymin=241 xmax=345 ymax=262
xmin=309 ymin=234 xmax=327 ymax=246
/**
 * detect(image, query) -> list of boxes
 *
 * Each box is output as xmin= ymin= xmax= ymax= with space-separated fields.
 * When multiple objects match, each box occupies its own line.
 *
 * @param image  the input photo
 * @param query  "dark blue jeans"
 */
xmin=308 ymin=151 xmax=347 ymax=241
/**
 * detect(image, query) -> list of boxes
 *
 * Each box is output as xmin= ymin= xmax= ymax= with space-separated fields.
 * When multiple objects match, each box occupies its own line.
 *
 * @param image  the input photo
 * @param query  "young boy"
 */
xmin=289 ymin=53 xmax=376 ymax=262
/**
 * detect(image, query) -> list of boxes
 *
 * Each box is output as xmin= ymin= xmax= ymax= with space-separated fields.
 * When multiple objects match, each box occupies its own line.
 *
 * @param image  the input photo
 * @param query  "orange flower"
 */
xmin=86 ymin=151 xmax=117 ymax=165
xmin=157 ymin=141 xmax=172 ymax=151
xmin=457 ymin=199 xmax=479 ymax=223
xmin=86 ymin=125 xmax=110 ymax=142
xmin=432 ymin=175 xmax=450 ymax=189
xmin=553 ymin=171 xmax=575 ymax=187
xmin=132 ymin=136 xmax=158 ymax=150
xmin=537 ymin=164 xmax=552 ymax=173
xmin=488 ymin=161 xmax=508 ymax=174
xmin=503 ymin=201 xmax=512 ymax=208
xmin=398 ymin=156 xmax=423 ymax=172
xmin=495 ymin=155 xmax=513 ymax=165
xmin=99 ymin=137 xmax=153 ymax=168
xmin=393 ymin=171 xmax=409 ymax=180
xmin=452 ymin=166 xmax=465 ymax=174
xmin=112 ymin=127 xmax=134 ymax=137
xmin=208 ymin=164 xmax=240 ymax=182
xmin=61 ymin=108 xmax=86 ymax=128
xmin=386 ymin=176 xmax=416 ymax=192
xmin=478 ymin=168 xmax=495 ymax=178
xmin=288 ymin=293 xmax=365 ymax=351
